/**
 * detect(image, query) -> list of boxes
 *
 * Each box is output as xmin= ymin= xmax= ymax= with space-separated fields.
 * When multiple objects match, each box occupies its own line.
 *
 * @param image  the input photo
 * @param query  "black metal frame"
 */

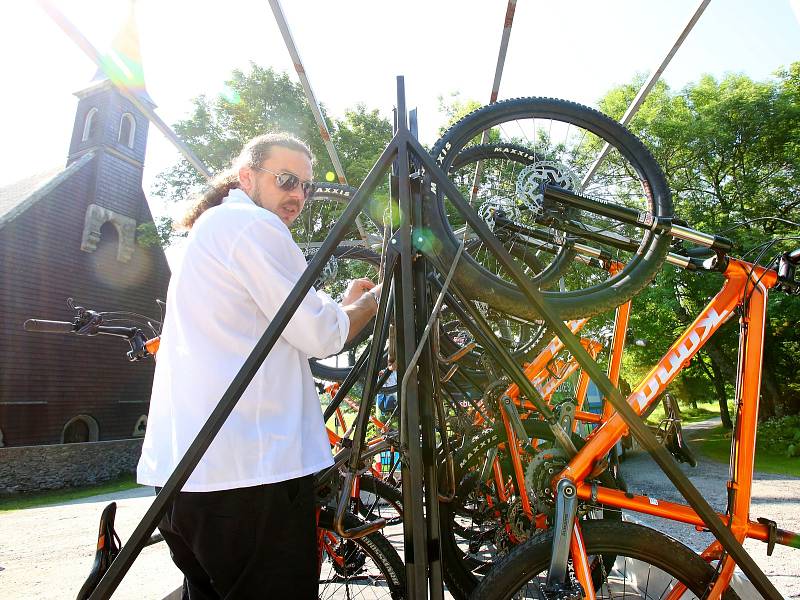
xmin=87 ymin=78 xmax=781 ymax=600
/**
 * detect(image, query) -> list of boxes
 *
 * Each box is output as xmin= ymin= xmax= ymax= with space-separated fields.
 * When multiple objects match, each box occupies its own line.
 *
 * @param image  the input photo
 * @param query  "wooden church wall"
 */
xmin=0 ymin=158 xmax=171 ymax=446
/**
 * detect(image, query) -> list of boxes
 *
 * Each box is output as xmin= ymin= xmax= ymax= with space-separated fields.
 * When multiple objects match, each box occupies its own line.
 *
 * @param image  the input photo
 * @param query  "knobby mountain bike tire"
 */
xmin=471 ymin=520 xmax=740 ymax=600
xmin=357 ymin=474 xmax=404 ymax=527
xmin=426 ymin=97 xmax=673 ymax=321
xmin=293 ymin=182 xmax=385 ymax=252
xmin=317 ymin=508 xmax=406 ymax=599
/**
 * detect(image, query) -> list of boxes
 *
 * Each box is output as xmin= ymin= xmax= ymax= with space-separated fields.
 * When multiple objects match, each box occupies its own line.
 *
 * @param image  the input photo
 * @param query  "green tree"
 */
xmin=602 ymin=65 xmax=800 ymax=421
xmin=150 ymin=62 xmax=392 ymax=209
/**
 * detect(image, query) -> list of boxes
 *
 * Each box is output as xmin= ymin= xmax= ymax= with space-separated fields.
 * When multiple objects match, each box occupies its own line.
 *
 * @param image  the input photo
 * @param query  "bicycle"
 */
xmin=71 ymin=83 xmax=788 ymax=599
xmin=467 ymin=236 xmax=800 ymax=599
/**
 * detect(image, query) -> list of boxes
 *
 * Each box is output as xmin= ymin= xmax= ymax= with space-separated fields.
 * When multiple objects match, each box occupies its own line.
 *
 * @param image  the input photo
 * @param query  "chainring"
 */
xmin=524 ymin=446 xmax=569 ymax=517
xmin=330 ymin=540 xmax=367 ymax=577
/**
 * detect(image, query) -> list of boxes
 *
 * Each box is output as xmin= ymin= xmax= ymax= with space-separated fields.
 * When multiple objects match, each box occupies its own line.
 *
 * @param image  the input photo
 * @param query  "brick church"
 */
xmin=0 ymin=11 xmax=170 ymax=448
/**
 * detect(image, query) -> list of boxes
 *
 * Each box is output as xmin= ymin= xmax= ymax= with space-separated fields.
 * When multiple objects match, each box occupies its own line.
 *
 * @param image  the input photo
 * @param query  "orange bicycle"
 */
xmin=468 ymin=246 xmax=800 ymax=599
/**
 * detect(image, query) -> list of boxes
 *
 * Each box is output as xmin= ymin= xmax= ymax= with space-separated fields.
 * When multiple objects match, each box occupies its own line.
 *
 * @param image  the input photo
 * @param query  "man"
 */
xmin=137 ymin=133 xmax=381 ymax=599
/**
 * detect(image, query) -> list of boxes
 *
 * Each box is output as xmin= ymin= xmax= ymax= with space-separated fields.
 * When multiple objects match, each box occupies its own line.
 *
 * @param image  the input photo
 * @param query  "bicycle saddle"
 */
xmin=75 ymin=502 xmax=121 ymax=600
xmin=664 ymin=421 xmax=698 ymax=468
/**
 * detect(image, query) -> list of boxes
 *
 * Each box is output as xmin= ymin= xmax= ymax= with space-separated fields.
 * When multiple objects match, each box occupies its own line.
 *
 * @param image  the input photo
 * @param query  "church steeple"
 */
xmin=67 ymin=0 xmax=153 ymax=166
xmin=89 ymin=0 xmax=154 ymax=106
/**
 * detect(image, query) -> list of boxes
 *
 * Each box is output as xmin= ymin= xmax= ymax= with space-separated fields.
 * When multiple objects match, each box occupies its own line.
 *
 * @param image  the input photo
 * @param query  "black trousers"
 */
xmin=157 ymin=475 xmax=318 ymax=599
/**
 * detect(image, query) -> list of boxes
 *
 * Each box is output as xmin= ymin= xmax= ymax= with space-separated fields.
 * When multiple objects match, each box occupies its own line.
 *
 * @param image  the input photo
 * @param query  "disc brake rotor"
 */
xmin=478 ymin=196 xmax=522 ymax=231
xmin=515 ymin=160 xmax=581 ymax=213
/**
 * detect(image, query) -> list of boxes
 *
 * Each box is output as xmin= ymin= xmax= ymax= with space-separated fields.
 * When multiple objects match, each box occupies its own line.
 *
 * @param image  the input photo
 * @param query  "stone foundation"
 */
xmin=0 ymin=438 xmax=143 ymax=494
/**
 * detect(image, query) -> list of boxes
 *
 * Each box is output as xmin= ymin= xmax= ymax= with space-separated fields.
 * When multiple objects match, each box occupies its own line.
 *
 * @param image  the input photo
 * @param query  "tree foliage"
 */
xmin=151 ymin=63 xmax=392 ymax=202
xmin=602 ymin=64 xmax=800 ymax=419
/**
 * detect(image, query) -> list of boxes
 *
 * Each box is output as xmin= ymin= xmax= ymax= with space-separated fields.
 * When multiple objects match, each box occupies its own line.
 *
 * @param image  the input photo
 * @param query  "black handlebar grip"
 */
xmin=23 ymin=319 xmax=75 ymax=333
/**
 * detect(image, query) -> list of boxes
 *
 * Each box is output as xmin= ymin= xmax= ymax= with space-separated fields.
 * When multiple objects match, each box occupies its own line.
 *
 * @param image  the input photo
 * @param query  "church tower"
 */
xmin=66 ymin=0 xmax=156 ymax=262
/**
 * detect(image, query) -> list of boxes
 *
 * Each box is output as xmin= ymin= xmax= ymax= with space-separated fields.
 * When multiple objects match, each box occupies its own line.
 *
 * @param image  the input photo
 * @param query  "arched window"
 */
xmin=82 ymin=107 xmax=99 ymax=142
xmin=62 ymin=414 xmax=100 ymax=443
xmin=118 ymin=113 xmax=136 ymax=148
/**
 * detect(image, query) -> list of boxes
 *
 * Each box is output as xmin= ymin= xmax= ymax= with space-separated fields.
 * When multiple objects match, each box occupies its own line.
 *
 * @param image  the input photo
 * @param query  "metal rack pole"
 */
xmin=266 ymin=0 xmax=371 ymax=242
xmin=469 ymin=0 xmax=517 ymax=202
xmin=582 ymin=0 xmax=712 ymax=187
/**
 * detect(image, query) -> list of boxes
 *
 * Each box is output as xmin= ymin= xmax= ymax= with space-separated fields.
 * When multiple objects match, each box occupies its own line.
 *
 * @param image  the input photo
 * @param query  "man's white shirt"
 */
xmin=137 ymin=189 xmax=347 ymax=492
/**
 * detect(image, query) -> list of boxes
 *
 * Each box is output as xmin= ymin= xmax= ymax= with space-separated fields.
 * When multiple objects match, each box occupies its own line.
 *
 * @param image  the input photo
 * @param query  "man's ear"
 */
xmin=238 ymin=166 xmax=254 ymax=196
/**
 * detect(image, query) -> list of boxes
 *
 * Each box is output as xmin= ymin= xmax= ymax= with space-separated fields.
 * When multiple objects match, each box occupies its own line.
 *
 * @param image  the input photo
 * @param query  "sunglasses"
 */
xmin=254 ymin=166 xmax=315 ymax=199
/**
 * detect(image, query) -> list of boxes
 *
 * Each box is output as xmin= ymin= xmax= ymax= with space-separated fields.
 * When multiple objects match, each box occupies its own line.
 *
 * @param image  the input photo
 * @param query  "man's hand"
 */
xmin=341 ymin=279 xmax=382 ymax=343
xmin=342 ymin=278 xmax=378 ymax=306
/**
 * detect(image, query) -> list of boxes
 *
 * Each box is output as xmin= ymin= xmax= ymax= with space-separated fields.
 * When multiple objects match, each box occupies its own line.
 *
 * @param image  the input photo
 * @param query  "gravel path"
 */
xmin=620 ymin=417 xmax=800 ymax=599
xmin=0 ymin=487 xmax=182 ymax=600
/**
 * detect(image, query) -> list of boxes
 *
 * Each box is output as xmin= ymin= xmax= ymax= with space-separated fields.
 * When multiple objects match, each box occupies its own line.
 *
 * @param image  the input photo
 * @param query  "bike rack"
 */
xmin=86 ymin=78 xmax=782 ymax=600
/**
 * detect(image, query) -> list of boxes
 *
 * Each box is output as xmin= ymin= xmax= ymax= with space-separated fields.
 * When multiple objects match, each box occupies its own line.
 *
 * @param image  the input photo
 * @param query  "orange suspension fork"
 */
xmin=570 ymin=522 xmax=596 ymax=600
xmin=707 ymin=269 xmax=772 ymax=599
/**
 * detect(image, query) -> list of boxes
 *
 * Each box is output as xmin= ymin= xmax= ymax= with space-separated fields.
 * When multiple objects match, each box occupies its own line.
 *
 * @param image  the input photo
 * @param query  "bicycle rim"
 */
xmin=426 ymin=97 xmax=673 ymax=321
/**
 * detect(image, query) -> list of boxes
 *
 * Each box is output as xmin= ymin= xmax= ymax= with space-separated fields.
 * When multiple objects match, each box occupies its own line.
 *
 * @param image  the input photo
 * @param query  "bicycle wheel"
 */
xmin=317 ymin=508 xmax=406 ymax=599
xmin=306 ymin=244 xmax=393 ymax=390
xmin=447 ymin=142 xmax=576 ymax=290
xmin=439 ymin=422 xmax=578 ymax=599
xmin=426 ymin=97 xmax=673 ymax=321
xmin=436 ymin=310 xmax=551 ymax=386
xmin=357 ymin=474 xmax=404 ymax=527
xmin=471 ymin=520 xmax=739 ymax=600
xmin=292 ymin=182 xmax=385 ymax=253
xmin=440 ymin=422 xmax=622 ymax=600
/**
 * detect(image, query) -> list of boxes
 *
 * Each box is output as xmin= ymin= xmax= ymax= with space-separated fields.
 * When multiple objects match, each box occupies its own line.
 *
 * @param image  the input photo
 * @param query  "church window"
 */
xmin=61 ymin=414 xmax=100 ymax=443
xmin=119 ymin=113 xmax=136 ymax=148
xmin=81 ymin=107 xmax=99 ymax=142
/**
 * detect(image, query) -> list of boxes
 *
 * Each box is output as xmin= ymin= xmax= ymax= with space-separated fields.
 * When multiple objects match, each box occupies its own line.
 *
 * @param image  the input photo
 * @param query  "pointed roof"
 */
xmin=86 ymin=0 xmax=154 ymax=105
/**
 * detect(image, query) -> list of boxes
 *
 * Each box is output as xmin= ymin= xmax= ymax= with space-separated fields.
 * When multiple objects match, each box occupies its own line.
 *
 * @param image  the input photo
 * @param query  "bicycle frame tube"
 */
xmin=603 ymin=299 xmax=631 ymax=420
xmin=504 ymin=319 xmax=587 ymax=400
xmin=562 ymin=259 xmax=800 ymax=598
xmin=561 ymin=258 xmax=777 ymax=483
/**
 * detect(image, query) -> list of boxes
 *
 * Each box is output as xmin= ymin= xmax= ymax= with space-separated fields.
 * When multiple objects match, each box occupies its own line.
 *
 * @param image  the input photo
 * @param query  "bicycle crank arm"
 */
xmin=545 ymin=479 xmax=580 ymax=594
xmin=501 ymin=395 xmax=533 ymax=447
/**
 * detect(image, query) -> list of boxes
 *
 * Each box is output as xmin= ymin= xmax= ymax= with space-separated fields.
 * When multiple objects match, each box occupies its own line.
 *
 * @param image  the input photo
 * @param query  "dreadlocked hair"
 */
xmin=179 ymin=133 xmax=314 ymax=229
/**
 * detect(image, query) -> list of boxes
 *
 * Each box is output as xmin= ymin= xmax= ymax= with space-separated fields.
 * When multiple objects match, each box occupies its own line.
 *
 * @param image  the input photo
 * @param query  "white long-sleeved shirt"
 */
xmin=137 ymin=189 xmax=348 ymax=492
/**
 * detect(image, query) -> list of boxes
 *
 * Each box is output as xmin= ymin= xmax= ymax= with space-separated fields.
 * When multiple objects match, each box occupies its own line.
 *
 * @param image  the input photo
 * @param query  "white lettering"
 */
xmin=633 ymin=307 xmax=730 ymax=408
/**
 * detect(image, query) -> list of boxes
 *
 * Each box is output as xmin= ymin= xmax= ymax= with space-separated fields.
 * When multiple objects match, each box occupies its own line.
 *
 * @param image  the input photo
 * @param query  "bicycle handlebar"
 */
xmin=23 ymin=319 xmax=139 ymax=338
xmin=23 ymin=319 xmax=75 ymax=333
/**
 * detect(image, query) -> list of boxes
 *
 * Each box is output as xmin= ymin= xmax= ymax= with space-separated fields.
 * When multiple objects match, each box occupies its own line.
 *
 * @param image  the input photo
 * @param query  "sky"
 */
xmin=1 ymin=0 xmax=799 ymax=222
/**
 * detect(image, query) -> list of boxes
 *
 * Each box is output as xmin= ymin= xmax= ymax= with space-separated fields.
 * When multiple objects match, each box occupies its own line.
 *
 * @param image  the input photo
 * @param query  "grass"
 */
xmin=0 ymin=473 xmax=142 ymax=512
xmin=694 ymin=425 xmax=800 ymax=478
xmin=644 ymin=400 xmax=728 ymax=426
xmin=325 ymin=405 xmax=358 ymax=432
